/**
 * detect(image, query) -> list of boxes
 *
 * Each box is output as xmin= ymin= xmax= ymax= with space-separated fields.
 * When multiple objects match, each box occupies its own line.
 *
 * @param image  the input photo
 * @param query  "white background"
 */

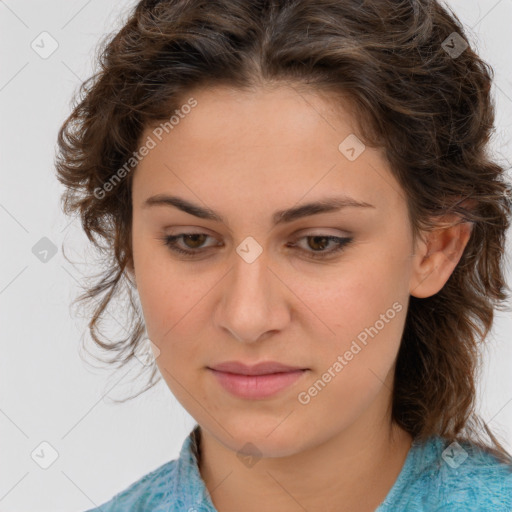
xmin=1 ymin=1 xmax=511 ymax=510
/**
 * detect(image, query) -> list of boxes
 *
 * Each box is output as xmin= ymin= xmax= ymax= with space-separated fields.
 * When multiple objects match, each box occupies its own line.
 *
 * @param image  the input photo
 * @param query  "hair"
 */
xmin=55 ymin=0 xmax=512 ymax=464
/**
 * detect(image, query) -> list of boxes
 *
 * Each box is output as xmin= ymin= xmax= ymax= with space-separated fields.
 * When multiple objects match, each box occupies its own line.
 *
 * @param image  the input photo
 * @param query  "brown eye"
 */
xmin=159 ymin=233 xmax=218 ymax=256
xmin=306 ymin=235 xmax=332 ymax=252
xmin=181 ymin=233 xmax=208 ymax=249
xmin=289 ymin=235 xmax=354 ymax=260
xmin=159 ymin=232 xmax=354 ymax=260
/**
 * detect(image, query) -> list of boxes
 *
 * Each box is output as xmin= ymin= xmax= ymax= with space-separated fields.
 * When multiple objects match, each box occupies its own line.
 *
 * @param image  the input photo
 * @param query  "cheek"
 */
xmin=137 ymin=268 xmax=203 ymax=343
xmin=294 ymin=259 xmax=407 ymax=429
xmin=132 ymin=236 xmax=183 ymax=340
xmin=297 ymin=250 xmax=407 ymax=334
xmin=133 ymin=256 xmax=221 ymax=379
xmin=135 ymin=263 xmax=207 ymax=390
xmin=296 ymin=248 xmax=409 ymax=385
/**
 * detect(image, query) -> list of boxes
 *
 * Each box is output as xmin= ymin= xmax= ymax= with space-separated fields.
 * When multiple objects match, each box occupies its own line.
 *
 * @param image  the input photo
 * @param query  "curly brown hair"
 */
xmin=55 ymin=0 xmax=512 ymax=463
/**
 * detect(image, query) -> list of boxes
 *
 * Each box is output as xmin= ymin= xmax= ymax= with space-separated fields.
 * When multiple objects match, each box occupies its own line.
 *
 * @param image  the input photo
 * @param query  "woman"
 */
xmin=55 ymin=0 xmax=512 ymax=510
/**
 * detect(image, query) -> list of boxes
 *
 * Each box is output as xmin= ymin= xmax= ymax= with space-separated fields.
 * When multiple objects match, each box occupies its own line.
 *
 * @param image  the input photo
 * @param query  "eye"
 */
xmin=158 ymin=232 xmax=354 ymax=260
xmin=288 ymin=234 xmax=354 ymax=259
xmin=159 ymin=233 xmax=219 ymax=256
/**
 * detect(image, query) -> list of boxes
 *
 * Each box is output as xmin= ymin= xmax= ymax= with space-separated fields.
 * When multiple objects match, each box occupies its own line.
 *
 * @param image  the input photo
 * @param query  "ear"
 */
xmin=409 ymin=213 xmax=474 ymax=299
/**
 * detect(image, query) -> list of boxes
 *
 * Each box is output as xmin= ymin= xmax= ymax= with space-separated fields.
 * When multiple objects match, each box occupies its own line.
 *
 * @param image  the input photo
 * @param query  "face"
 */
xmin=130 ymin=84 xmax=417 ymax=457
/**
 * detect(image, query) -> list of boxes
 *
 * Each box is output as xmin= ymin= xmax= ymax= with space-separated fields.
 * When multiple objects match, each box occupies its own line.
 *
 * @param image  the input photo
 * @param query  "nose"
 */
xmin=214 ymin=247 xmax=290 ymax=344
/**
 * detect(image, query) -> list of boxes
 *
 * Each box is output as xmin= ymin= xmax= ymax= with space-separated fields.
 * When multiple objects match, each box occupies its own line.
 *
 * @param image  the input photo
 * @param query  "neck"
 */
xmin=197 ymin=413 xmax=413 ymax=512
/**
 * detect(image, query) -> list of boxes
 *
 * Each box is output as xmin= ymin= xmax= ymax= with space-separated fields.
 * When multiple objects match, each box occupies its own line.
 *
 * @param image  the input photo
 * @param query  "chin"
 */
xmin=207 ymin=417 xmax=308 ymax=459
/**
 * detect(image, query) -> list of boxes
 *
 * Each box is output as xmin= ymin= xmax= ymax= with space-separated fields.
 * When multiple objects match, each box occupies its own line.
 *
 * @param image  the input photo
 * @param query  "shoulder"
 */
xmin=81 ymin=426 xmax=209 ymax=512
xmin=380 ymin=436 xmax=512 ymax=512
xmin=428 ymin=437 xmax=512 ymax=511
xmin=82 ymin=458 xmax=179 ymax=512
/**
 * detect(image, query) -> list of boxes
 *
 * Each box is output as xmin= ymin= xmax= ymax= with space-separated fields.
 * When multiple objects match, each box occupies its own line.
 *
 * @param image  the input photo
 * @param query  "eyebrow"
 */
xmin=142 ymin=194 xmax=375 ymax=226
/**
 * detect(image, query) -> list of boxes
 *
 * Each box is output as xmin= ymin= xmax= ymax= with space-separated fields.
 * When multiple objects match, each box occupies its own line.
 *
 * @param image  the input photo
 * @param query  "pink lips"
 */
xmin=208 ymin=361 xmax=308 ymax=399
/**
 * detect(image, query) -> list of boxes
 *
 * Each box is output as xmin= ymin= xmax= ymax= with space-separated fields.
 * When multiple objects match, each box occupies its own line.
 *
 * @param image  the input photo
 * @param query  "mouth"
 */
xmin=208 ymin=360 xmax=308 ymax=376
xmin=207 ymin=362 xmax=309 ymax=399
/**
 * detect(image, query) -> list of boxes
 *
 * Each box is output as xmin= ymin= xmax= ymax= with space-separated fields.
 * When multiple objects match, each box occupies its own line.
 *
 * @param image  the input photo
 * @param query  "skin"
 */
xmin=128 ymin=84 xmax=473 ymax=512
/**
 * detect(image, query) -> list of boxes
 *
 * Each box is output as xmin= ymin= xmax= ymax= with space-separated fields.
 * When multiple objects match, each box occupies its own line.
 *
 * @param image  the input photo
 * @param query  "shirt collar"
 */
xmin=171 ymin=425 xmax=445 ymax=512
xmin=172 ymin=424 xmax=218 ymax=511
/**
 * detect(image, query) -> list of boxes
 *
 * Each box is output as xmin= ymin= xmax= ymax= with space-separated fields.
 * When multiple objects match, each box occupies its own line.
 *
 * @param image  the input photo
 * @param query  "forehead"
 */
xmin=132 ymin=85 xmax=400 ymax=217
xmin=143 ymin=84 xmax=359 ymax=153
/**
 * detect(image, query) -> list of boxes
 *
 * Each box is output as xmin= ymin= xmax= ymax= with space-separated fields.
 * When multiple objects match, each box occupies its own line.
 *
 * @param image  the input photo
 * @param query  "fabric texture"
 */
xmin=83 ymin=425 xmax=512 ymax=511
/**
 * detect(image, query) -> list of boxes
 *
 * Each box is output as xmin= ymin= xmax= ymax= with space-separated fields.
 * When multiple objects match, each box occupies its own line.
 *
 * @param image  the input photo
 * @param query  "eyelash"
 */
xmin=158 ymin=233 xmax=354 ymax=260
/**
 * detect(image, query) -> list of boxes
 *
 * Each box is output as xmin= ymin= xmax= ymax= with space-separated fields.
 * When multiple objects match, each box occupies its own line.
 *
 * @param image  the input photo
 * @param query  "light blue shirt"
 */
xmin=84 ymin=424 xmax=512 ymax=511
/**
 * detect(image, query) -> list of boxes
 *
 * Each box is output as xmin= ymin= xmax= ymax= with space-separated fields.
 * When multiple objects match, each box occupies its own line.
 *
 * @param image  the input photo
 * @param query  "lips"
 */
xmin=208 ymin=364 xmax=308 ymax=399
xmin=208 ymin=360 xmax=307 ymax=376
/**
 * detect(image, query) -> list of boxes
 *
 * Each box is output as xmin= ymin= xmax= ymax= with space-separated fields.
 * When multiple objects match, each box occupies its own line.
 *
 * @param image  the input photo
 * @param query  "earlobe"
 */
xmin=409 ymin=217 xmax=473 ymax=299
